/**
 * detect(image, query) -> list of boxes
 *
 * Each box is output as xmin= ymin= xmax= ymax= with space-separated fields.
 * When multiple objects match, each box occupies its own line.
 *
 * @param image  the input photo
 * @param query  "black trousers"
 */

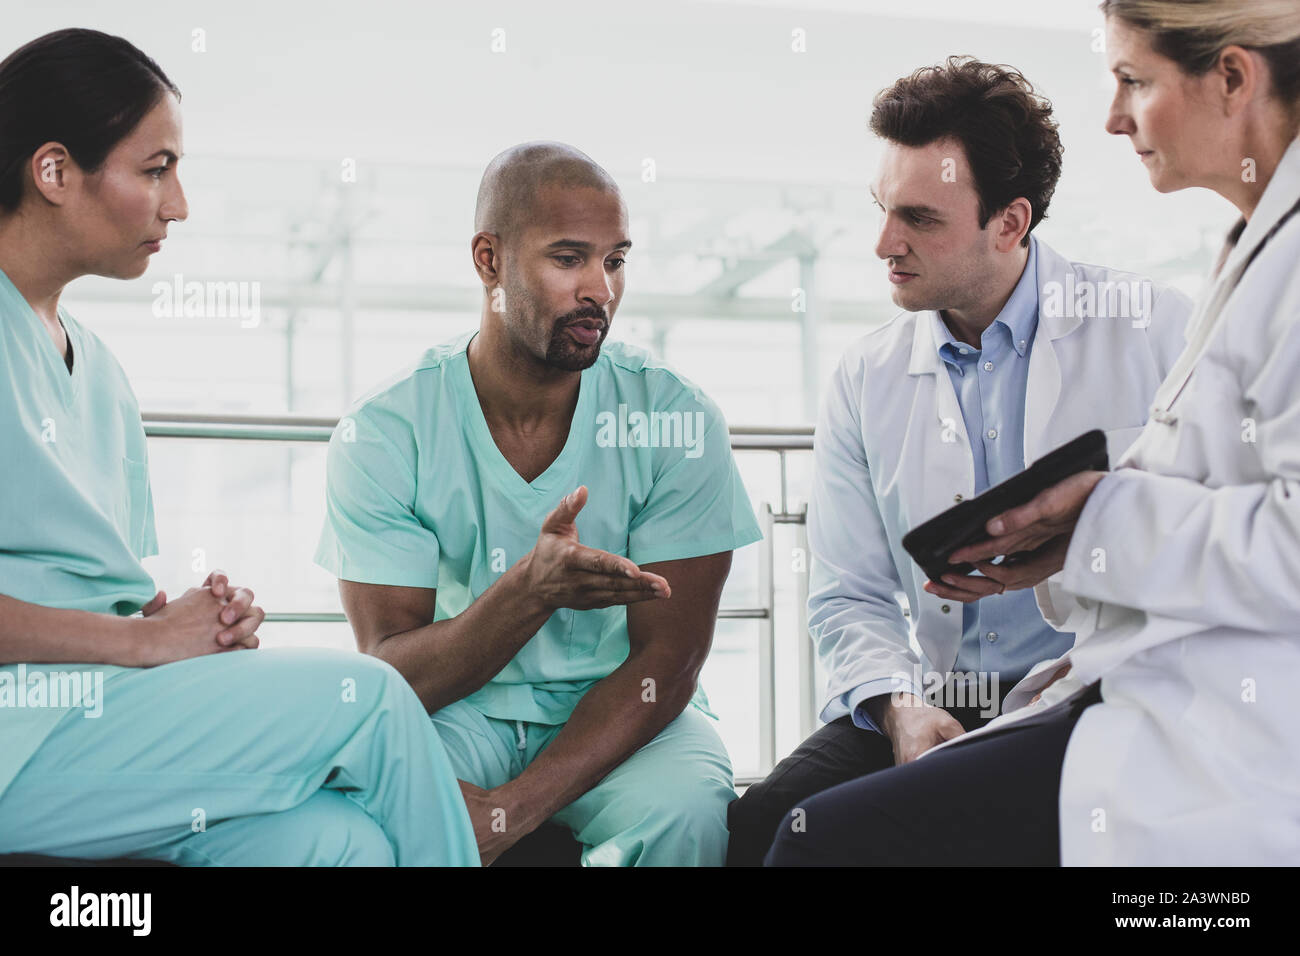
xmin=726 ymin=689 xmax=1011 ymax=867
xmin=761 ymin=682 xmax=1103 ymax=866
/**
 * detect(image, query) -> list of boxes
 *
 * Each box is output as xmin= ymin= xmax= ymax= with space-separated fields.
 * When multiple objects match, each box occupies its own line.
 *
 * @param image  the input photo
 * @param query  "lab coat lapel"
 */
xmin=1154 ymin=136 xmax=1300 ymax=414
xmin=908 ymin=311 xmax=976 ymax=528
xmin=1023 ymin=240 xmax=1081 ymax=459
xmin=1212 ymin=136 xmax=1300 ymax=299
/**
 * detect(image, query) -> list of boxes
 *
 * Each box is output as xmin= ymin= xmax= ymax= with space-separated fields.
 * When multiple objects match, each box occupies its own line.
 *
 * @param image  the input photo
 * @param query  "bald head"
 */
xmin=470 ymin=142 xmax=630 ymax=374
xmin=474 ymin=141 xmax=622 ymax=243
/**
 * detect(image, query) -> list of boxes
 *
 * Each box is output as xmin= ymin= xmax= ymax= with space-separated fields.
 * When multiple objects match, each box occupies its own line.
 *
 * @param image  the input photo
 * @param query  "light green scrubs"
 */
xmin=316 ymin=330 xmax=763 ymax=865
xmin=0 ymin=268 xmax=477 ymax=866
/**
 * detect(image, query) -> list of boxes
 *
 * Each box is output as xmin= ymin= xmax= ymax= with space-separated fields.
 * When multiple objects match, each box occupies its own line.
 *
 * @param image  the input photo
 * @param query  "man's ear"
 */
xmin=28 ymin=142 xmax=74 ymax=207
xmin=993 ymin=197 xmax=1033 ymax=253
xmin=471 ymin=231 xmax=503 ymax=286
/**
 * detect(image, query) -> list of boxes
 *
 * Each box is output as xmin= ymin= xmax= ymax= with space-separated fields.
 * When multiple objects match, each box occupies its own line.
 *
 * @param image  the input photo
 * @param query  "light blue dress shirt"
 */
xmin=848 ymin=238 xmax=1075 ymax=731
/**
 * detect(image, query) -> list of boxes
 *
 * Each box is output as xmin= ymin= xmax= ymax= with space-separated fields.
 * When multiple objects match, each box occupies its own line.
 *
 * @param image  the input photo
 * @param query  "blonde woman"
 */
xmin=768 ymin=0 xmax=1300 ymax=866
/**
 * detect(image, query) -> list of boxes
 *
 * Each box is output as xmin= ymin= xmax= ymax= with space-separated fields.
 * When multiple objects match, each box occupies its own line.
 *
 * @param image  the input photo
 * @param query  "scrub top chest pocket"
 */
xmin=563 ymin=500 xmax=633 ymax=661
xmin=116 ymin=456 xmax=152 ymax=558
xmin=565 ymin=542 xmax=631 ymax=662
xmin=538 ymin=489 xmax=634 ymax=660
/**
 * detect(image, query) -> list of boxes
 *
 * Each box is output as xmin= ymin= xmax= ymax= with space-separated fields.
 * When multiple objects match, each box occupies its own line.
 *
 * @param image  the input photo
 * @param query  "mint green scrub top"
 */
xmin=0 ymin=267 xmax=158 ymax=800
xmin=315 ymin=331 xmax=763 ymax=725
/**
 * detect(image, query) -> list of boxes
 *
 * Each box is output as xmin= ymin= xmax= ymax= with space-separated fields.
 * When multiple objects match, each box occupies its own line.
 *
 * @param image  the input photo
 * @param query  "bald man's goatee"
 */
xmin=545 ymin=330 xmax=605 ymax=371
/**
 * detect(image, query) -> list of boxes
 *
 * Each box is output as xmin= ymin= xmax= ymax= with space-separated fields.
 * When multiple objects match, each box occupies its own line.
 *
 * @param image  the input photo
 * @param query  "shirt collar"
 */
xmin=932 ymin=236 xmax=1040 ymax=368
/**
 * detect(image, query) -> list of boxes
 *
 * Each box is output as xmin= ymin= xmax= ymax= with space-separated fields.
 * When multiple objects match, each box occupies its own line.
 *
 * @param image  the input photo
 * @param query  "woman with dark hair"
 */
xmin=768 ymin=0 xmax=1300 ymax=866
xmin=0 ymin=29 xmax=478 ymax=866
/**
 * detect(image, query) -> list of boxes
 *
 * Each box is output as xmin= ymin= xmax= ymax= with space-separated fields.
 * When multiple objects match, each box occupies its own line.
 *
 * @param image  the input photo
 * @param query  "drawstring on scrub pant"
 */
xmin=515 ymin=719 xmax=527 ymax=754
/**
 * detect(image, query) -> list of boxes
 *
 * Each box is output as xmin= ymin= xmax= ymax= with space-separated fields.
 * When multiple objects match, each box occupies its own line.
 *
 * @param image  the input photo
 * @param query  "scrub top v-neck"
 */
xmin=0 ymin=265 xmax=160 ymax=801
xmin=454 ymin=333 xmax=595 ymax=500
xmin=316 ymin=329 xmax=763 ymax=726
xmin=61 ymin=320 xmax=74 ymax=373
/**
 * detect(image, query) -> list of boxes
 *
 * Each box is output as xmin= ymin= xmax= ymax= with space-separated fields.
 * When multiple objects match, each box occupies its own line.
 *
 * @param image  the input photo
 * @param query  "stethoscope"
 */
xmin=1149 ymin=197 xmax=1300 ymax=431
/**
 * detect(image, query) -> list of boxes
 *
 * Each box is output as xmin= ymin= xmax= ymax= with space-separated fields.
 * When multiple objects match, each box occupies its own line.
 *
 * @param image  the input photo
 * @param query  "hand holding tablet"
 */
xmin=903 ymin=430 xmax=1110 ymax=597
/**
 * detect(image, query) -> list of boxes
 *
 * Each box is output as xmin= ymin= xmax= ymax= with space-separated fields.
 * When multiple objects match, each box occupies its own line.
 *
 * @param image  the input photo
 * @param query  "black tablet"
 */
xmin=901 ymin=429 xmax=1110 ymax=582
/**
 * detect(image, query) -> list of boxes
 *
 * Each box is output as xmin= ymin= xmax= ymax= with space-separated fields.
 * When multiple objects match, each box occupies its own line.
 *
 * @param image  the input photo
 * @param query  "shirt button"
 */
xmin=987 ymin=631 xmax=998 ymax=643
xmin=987 ymin=428 xmax=998 ymax=440
xmin=941 ymin=604 xmax=951 ymax=614
xmin=1019 ymin=339 xmax=1027 ymax=349
xmin=983 ymin=361 xmax=994 ymax=372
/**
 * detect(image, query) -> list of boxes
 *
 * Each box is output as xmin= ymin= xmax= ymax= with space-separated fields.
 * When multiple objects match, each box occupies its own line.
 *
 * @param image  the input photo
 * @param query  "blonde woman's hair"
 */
xmin=1101 ymin=0 xmax=1300 ymax=105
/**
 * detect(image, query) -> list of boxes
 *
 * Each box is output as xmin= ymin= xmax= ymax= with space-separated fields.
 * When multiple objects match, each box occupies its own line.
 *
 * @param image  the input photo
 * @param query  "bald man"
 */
xmin=315 ymin=142 xmax=762 ymax=866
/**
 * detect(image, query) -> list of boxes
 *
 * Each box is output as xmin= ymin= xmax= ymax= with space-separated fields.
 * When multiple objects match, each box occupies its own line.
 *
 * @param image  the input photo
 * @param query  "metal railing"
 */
xmin=142 ymin=412 xmax=816 ymax=780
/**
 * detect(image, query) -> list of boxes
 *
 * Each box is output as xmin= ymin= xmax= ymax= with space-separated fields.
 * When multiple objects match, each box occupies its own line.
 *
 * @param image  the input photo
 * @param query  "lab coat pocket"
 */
xmin=119 ymin=456 xmax=151 ymax=557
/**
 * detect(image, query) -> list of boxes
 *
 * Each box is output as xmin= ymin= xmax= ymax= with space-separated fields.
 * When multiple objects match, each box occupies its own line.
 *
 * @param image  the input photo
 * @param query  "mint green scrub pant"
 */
xmin=0 ymin=649 xmax=478 ymax=866
xmin=431 ymin=699 xmax=735 ymax=866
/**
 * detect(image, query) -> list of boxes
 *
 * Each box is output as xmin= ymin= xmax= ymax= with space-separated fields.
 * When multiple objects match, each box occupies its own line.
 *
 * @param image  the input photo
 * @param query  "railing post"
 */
xmin=792 ymin=502 xmax=817 ymax=741
xmin=758 ymin=501 xmax=776 ymax=773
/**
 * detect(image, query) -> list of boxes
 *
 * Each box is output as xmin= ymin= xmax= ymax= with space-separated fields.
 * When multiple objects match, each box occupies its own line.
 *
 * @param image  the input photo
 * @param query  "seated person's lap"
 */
xmin=433 ymin=698 xmax=734 ymax=863
xmin=765 ymin=692 xmax=1099 ymax=866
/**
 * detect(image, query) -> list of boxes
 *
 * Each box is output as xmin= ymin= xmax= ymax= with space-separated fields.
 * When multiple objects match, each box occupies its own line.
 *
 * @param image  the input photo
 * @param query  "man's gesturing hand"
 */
xmin=523 ymin=486 xmax=670 ymax=611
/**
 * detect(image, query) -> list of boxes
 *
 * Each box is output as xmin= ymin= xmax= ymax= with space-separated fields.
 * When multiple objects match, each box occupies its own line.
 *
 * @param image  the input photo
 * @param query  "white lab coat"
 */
xmin=809 ymin=237 xmax=1192 ymax=722
xmin=928 ymin=136 xmax=1300 ymax=865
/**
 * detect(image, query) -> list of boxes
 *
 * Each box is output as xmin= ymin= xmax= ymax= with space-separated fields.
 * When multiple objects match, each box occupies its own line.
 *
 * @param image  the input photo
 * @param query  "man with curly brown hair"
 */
xmin=727 ymin=57 xmax=1193 ymax=866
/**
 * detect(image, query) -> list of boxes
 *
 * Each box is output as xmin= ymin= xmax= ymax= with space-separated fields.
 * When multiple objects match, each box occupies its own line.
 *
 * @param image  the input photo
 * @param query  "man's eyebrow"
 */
xmin=544 ymin=238 xmax=633 ymax=251
xmin=897 ymin=203 xmax=944 ymax=217
xmin=1111 ymin=61 xmax=1134 ymax=73
xmin=143 ymin=150 xmax=182 ymax=163
xmin=869 ymin=188 xmax=941 ymax=214
xmin=875 ymin=196 xmax=944 ymax=217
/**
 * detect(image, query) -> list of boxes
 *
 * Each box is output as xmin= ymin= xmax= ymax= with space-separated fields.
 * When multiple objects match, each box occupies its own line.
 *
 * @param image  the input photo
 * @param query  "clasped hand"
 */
xmin=133 ymin=568 xmax=265 ymax=666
